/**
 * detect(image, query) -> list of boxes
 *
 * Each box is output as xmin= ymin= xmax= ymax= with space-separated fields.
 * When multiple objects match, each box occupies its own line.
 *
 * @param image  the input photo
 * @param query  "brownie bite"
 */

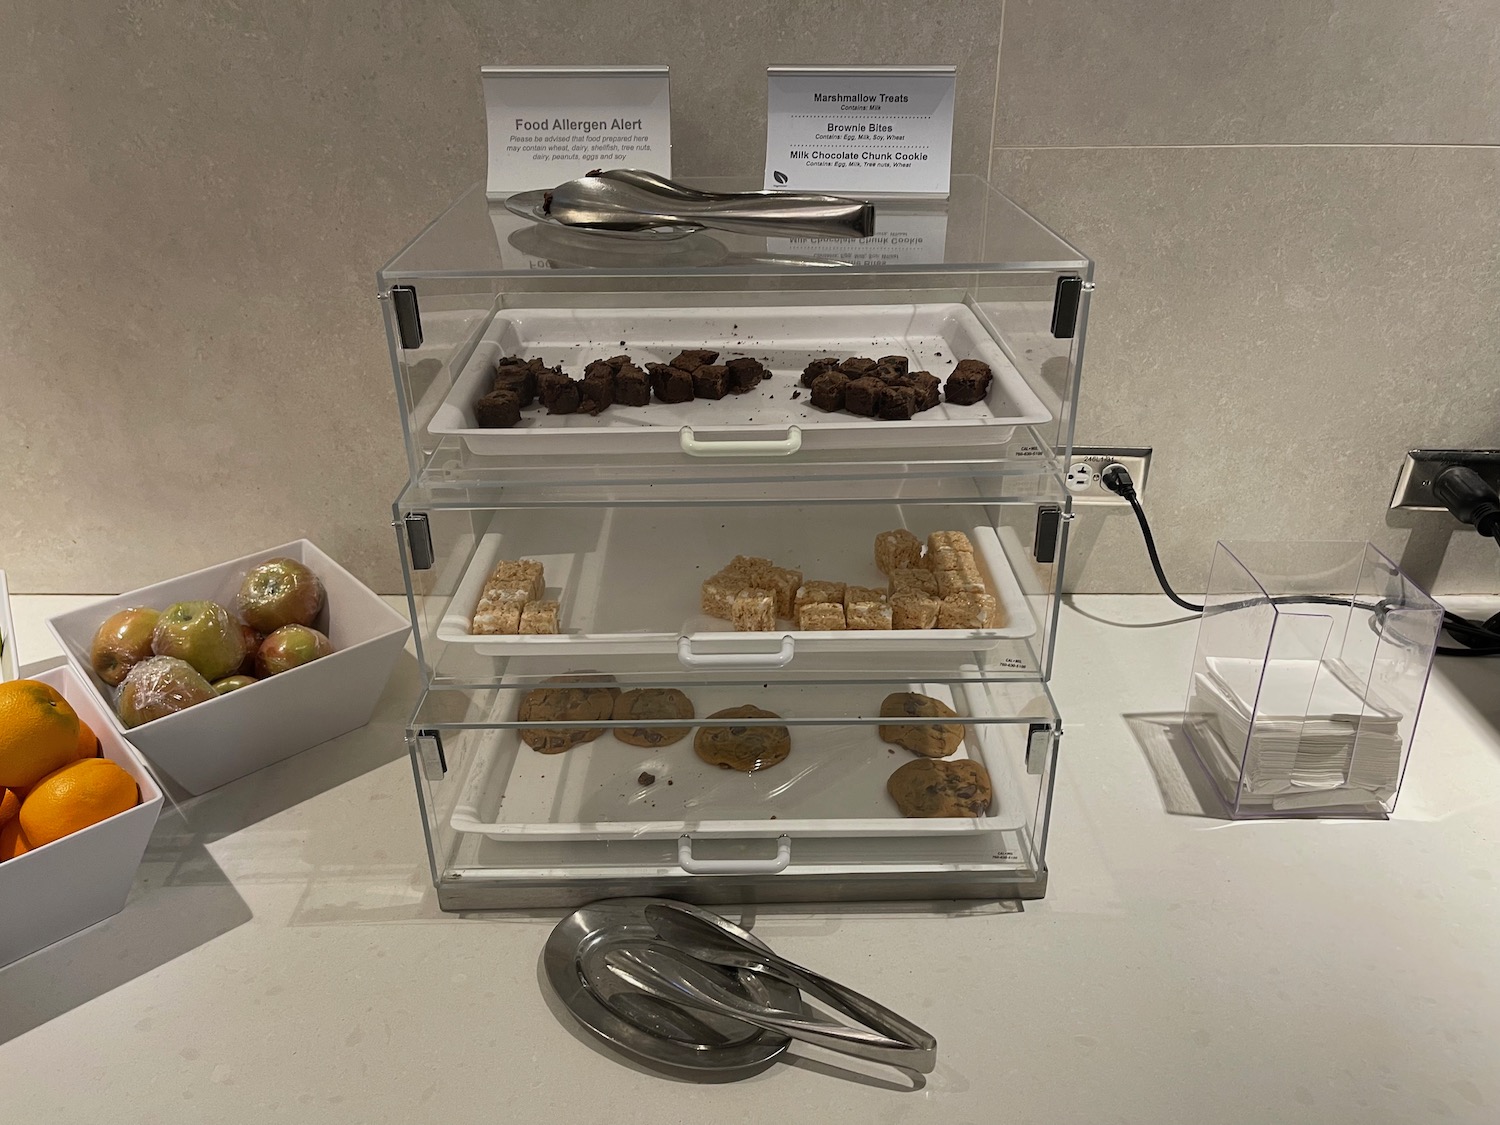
xmin=691 ymin=364 xmax=728 ymax=400
xmin=944 ymin=359 xmax=993 ymax=406
xmin=583 ymin=358 xmax=618 ymax=384
xmin=801 ymin=357 xmax=841 ymax=387
xmin=843 ymin=376 xmax=883 ymax=417
xmin=876 ymin=384 xmax=917 ymax=421
xmin=725 ymin=357 xmax=766 ymax=394
xmin=877 ymin=355 xmax=909 ymax=376
xmin=839 ymin=356 xmax=878 ymax=377
xmin=538 ymin=371 xmax=580 ymax=415
xmin=615 ymin=363 xmax=651 ymax=407
xmin=669 ymin=349 xmax=718 ymax=372
xmin=908 ymin=370 xmax=941 ymax=411
xmin=474 ymin=388 xmax=521 ymax=428
xmin=874 ymin=363 xmax=906 ymax=385
xmin=491 ymin=367 xmax=537 ymax=407
xmin=603 ymin=354 xmax=632 ymax=370
xmin=579 ymin=372 xmax=614 ymax=415
xmin=809 ymin=371 xmax=849 ymax=411
xmin=647 ymin=363 xmax=695 ymax=404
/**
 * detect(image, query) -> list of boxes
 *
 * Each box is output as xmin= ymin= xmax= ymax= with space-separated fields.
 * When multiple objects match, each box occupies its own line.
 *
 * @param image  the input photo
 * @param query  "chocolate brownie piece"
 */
xmin=474 ymin=388 xmax=521 ymax=428
xmin=579 ymin=372 xmax=614 ymax=415
xmin=843 ymin=376 xmax=883 ymax=417
xmin=878 ymin=355 xmax=909 ymax=376
xmin=801 ymin=357 xmax=840 ymax=387
xmin=583 ymin=359 xmax=618 ymax=384
xmin=840 ymin=356 xmax=878 ymax=376
xmin=647 ymin=363 xmax=695 ymax=404
xmin=874 ymin=363 xmax=906 ymax=385
xmin=492 ymin=369 xmax=536 ymax=407
xmin=615 ymin=363 xmax=651 ymax=407
xmin=603 ymin=354 xmax=632 ymax=370
xmin=691 ymin=364 xmax=728 ymax=400
xmin=944 ymin=359 xmax=993 ymax=406
xmin=538 ymin=371 xmax=580 ymax=415
xmin=876 ymin=384 xmax=917 ymax=420
xmin=669 ymin=349 xmax=718 ymax=372
xmin=725 ymin=357 xmax=765 ymax=394
xmin=810 ymin=371 xmax=849 ymax=411
xmin=908 ymin=370 xmax=941 ymax=411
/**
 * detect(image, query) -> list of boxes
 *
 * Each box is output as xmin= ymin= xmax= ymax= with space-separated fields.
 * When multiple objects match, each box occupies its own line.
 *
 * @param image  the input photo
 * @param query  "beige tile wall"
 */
xmin=993 ymin=0 xmax=1500 ymax=594
xmin=0 ymin=0 xmax=1495 ymax=595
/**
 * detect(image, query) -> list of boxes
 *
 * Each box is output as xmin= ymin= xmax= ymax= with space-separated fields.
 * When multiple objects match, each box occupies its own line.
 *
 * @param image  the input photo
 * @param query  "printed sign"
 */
xmin=483 ymin=66 xmax=671 ymax=197
xmin=764 ymin=66 xmax=955 ymax=197
xmin=767 ymin=210 xmax=949 ymax=267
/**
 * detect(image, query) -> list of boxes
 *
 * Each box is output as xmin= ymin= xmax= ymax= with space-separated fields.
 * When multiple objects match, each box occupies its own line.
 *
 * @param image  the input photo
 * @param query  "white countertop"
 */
xmin=3 ymin=595 xmax=1499 ymax=1125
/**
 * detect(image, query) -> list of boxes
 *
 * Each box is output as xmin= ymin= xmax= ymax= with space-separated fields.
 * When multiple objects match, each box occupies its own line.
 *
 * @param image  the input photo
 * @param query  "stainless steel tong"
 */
xmin=507 ymin=168 xmax=876 ymax=240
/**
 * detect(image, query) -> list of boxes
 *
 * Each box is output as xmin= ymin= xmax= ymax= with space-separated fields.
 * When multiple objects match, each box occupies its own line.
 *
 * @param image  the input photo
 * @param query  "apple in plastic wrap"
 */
xmin=90 ymin=606 xmax=161 ymax=686
xmin=152 ymin=600 xmax=247 ymax=682
xmin=255 ymin=625 xmax=334 ymax=677
xmin=212 ymin=674 xmax=258 ymax=695
xmin=117 ymin=656 xmax=217 ymax=728
xmin=236 ymin=558 xmax=326 ymax=633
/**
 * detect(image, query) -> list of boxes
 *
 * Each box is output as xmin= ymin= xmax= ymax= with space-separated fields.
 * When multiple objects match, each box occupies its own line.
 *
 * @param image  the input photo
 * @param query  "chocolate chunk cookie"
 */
xmin=878 ymin=692 xmax=964 ymax=758
xmin=516 ymin=674 xmax=621 ymax=753
xmin=613 ymin=688 xmax=695 ymax=747
xmin=693 ymin=706 xmax=791 ymax=772
xmin=886 ymin=757 xmax=993 ymax=818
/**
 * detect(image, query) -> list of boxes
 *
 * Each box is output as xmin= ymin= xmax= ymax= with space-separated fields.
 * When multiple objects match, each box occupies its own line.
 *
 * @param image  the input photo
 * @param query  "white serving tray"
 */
xmin=427 ymin=302 xmax=1051 ymax=456
xmin=449 ymin=679 xmax=1030 ymax=843
xmin=434 ymin=507 xmax=1037 ymax=661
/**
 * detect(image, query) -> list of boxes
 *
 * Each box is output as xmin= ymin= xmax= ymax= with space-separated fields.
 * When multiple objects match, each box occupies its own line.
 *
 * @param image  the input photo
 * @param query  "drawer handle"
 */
xmin=678 ymin=834 xmax=792 ymax=875
xmin=679 ymin=425 xmax=802 ymax=458
xmin=677 ymin=635 xmax=795 ymax=668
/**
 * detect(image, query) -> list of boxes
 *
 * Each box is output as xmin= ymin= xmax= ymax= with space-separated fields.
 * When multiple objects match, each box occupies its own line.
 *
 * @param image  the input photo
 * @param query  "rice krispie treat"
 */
xmin=794 ymin=580 xmax=846 ymax=613
xmin=874 ymin=529 xmax=924 ymax=575
xmin=472 ymin=586 xmax=529 ymax=635
xmin=926 ymin=531 xmax=974 ymax=558
xmin=519 ymin=600 xmax=561 ymax=634
xmin=845 ymin=586 xmax=892 ymax=630
xmin=763 ymin=565 xmax=803 ymax=619
xmin=701 ymin=570 xmax=748 ymax=619
xmin=936 ymin=566 xmax=986 ymax=598
xmin=797 ymin=602 xmax=847 ymax=631
xmin=936 ymin=592 xmax=998 ymax=629
xmin=731 ymin=588 xmax=776 ymax=632
xmin=484 ymin=559 xmax=545 ymax=602
xmin=889 ymin=567 xmax=938 ymax=596
xmin=728 ymin=555 xmax=776 ymax=580
xmin=890 ymin=591 xmax=940 ymax=630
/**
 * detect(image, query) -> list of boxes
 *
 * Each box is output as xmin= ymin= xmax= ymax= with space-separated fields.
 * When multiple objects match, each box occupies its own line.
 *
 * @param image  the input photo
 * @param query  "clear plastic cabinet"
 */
xmin=380 ymin=174 xmax=1092 ymax=908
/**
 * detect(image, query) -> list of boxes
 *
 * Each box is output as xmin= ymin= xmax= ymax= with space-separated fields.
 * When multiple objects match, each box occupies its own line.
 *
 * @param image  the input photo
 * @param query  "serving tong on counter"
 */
xmin=544 ymin=897 xmax=936 ymax=1079
xmin=505 ymin=168 xmax=876 ymax=241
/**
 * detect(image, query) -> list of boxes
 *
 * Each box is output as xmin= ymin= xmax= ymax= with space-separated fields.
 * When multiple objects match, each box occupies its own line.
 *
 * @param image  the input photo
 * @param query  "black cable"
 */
xmin=1099 ymin=463 xmax=1500 ymax=657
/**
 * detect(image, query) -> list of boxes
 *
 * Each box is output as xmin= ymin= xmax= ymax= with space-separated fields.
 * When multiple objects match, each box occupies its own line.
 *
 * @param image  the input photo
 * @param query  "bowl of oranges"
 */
xmin=0 ymin=663 xmax=163 ymax=967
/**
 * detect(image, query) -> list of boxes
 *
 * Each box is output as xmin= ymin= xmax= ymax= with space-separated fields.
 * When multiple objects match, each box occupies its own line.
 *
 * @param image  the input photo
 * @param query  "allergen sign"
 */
xmin=764 ymin=66 xmax=955 ymax=197
xmin=483 ymin=66 xmax=671 ymax=197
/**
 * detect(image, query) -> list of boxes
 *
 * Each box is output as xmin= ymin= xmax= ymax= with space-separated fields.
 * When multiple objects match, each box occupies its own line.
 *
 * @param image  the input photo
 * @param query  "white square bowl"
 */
xmin=0 ymin=663 xmax=165 ymax=967
xmin=45 ymin=540 xmax=411 ymax=795
xmin=0 ymin=570 xmax=17 ymax=681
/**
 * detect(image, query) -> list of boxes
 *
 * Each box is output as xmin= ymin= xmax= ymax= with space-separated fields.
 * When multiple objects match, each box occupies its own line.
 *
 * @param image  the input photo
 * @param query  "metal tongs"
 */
xmin=504 ymin=168 xmax=876 ymax=241
xmin=602 ymin=901 xmax=937 ymax=1074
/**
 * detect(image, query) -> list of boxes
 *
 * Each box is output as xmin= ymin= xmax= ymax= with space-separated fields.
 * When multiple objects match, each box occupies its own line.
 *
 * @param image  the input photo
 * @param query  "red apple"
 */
xmin=91 ymin=606 xmax=161 ymax=686
xmin=117 ymin=656 xmax=217 ymax=728
xmin=255 ymin=625 xmax=334 ymax=677
xmin=237 ymin=558 xmax=326 ymax=633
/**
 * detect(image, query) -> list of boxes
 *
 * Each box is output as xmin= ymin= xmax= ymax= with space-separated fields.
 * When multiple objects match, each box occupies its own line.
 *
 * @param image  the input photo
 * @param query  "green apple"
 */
xmin=152 ymin=601 xmax=247 ymax=681
xmin=212 ymin=674 xmax=258 ymax=695
xmin=90 ymin=606 xmax=161 ymax=686
xmin=255 ymin=625 xmax=334 ymax=677
xmin=117 ymin=656 xmax=217 ymax=728
xmin=237 ymin=558 xmax=326 ymax=633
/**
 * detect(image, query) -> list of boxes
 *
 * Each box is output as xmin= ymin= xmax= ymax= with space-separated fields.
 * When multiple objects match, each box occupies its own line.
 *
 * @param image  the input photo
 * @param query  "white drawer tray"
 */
xmin=433 ymin=506 xmax=1038 ymax=661
xmin=427 ymin=302 xmax=1051 ymax=456
xmin=449 ymin=679 xmax=1031 ymax=843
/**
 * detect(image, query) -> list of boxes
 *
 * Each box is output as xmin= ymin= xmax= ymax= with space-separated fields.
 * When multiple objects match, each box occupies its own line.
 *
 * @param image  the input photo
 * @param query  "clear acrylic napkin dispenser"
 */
xmin=1182 ymin=541 xmax=1442 ymax=819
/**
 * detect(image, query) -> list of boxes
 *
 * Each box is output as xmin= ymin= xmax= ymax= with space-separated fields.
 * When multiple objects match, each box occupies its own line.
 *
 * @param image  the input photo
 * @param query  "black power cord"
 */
xmin=1099 ymin=463 xmax=1500 ymax=657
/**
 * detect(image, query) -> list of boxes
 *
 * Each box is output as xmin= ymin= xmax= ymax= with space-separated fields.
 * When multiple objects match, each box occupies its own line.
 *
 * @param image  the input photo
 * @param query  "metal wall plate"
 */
xmin=1389 ymin=449 xmax=1500 ymax=512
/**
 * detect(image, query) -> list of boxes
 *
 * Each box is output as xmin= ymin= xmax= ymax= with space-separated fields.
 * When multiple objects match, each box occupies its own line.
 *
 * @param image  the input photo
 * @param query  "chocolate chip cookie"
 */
xmin=516 ymin=674 xmax=620 ymax=754
xmin=693 ymin=706 xmax=791 ymax=772
xmin=613 ymin=688 xmax=695 ymax=747
xmin=886 ymin=758 xmax=992 ymax=818
xmin=878 ymin=692 xmax=964 ymax=758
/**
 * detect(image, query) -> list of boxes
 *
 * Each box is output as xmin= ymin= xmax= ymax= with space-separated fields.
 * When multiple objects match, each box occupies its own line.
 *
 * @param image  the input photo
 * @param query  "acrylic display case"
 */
xmin=380 ymin=174 xmax=1093 ymax=907
xmin=1182 ymin=541 xmax=1443 ymax=819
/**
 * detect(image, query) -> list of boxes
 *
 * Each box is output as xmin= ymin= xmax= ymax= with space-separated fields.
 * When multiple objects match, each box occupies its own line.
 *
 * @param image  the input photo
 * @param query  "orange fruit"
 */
xmin=75 ymin=718 xmax=100 ymax=760
xmin=0 ymin=680 xmax=82 ymax=789
xmin=0 ymin=817 xmax=30 ymax=861
xmin=18 ymin=758 xmax=139 ymax=847
xmin=0 ymin=786 xmax=18 ymax=826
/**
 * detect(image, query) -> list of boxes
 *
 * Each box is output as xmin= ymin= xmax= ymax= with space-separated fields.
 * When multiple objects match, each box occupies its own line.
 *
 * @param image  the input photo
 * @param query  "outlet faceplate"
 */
xmin=1066 ymin=447 xmax=1151 ymax=505
xmin=1390 ymin=449 xmax=1500 ymax=512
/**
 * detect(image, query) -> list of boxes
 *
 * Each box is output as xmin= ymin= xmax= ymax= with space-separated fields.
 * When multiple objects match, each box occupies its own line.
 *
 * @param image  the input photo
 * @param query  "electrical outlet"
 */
xmin=1065 ymin=447 xmax=1152 ymax=505
xmin=1390 ymin=449 xmax=1500 ymax=511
